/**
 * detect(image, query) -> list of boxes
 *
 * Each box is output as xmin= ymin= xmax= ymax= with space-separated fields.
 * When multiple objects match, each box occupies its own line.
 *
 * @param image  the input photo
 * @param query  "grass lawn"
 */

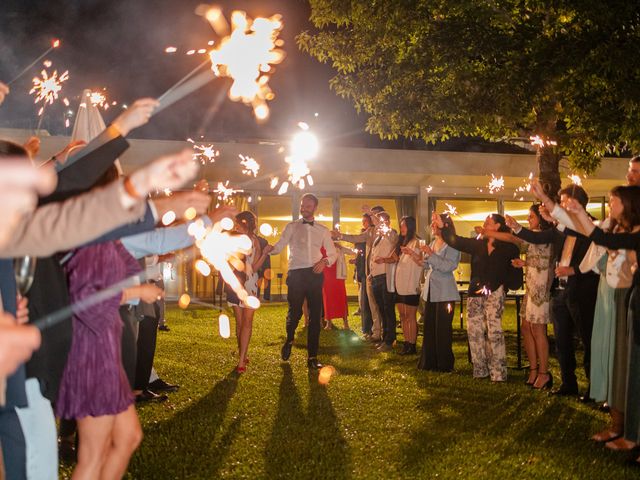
xmin=74 ymin=302 xmax=637 ymax=478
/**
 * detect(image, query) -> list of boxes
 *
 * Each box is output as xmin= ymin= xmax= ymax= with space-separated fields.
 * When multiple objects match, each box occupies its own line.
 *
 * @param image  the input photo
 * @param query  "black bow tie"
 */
xmin=302 ymin=220 xmax=314 ymax=226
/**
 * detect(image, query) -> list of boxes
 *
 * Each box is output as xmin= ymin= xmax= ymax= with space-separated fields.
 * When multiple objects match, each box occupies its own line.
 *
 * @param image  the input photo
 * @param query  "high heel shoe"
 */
xmin=533 ymin=371 xmax=553 ymax=390
xmin=525 ymin=368 xmax=537 ymax=386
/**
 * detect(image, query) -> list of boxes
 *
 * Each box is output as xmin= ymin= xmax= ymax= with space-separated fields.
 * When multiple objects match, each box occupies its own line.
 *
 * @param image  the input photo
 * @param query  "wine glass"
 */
xmin=14 ymin=256 xmax=37 ymax=296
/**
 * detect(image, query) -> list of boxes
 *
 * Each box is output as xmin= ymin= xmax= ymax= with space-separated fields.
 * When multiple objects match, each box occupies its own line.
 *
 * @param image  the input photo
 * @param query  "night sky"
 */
xmin=0 ymin=0 xmax=373 ymax=146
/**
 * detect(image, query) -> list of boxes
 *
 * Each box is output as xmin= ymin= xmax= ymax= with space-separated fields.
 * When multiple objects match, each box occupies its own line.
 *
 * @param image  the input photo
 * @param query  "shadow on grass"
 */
xmin=265 ymin=364 xmax=352 ymax=479
xmin=128 ymin=370 xmax=239 ymax=478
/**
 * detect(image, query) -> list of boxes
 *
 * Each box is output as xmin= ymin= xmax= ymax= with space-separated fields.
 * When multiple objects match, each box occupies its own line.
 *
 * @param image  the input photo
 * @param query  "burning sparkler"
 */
xmin=514 ymin=172 xmax=534 ymax=198
xmin=356 ymin=183 xmax=364 ymax=191
xmin=213 ymin=181 xmax=243 ymax=204
xmin=271 ymin=125 xmax=319 ymax=194
xmin=426 ymin=185 xmax=433 ymax=193
xmin=567 ymin=174 xmax=583 ymax=186
xmin=443 ymin=203 xmax=458 ymax=216
xmin=239 ymin=154 xmax=260 ymax=176
xmin=30 ymin=69 xmax=69 ymax=115
xmin=487 ymin=174 xmax=505 ymax=194
xmin=529 ymin=135 xmax=558 ymax=148
xmin=188 ymin=138 xmax=219 ymax=164
xmin=207 ymin=10 xmax=284 ymax=120
xmin=8 ymin=39 xmax=61 ymax=86
xmin=87 ymin=90 xmax=110 ymax=110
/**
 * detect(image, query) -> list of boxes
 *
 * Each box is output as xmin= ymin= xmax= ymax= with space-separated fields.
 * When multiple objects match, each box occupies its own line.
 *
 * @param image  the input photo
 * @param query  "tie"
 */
xmin=303 ymin=220 xmax=314 ymax=226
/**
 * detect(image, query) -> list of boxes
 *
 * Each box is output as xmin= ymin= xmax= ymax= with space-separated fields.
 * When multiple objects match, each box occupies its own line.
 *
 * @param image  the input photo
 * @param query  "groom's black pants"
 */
xmin=285 ymin=268 xmax=324 ymax=358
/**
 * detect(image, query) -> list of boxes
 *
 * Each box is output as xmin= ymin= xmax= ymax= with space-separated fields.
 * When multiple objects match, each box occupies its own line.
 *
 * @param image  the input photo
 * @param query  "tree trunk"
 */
xmin=537 ymin=146 xmax=562 ymax=200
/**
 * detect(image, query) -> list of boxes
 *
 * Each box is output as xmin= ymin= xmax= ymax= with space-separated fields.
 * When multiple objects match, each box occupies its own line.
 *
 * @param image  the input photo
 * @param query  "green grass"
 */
xmin=69 ymin=302 xmax=637 ymax=479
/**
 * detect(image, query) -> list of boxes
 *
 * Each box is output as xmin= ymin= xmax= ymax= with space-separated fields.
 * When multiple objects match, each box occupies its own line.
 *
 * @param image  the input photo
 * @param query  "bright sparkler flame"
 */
xmin=487 ymin=174 xmax=505 ymax=194
xmin=529 ymin=135 xmax=558 ymax=148
xmin=272 ymin=125 xmax=318 ymax=193
xmin=188 ymin=138 xmax=219 ymax=164
xmin=567 ymin=174 xmax=583 ymax=186
xmin=426 ymin=185 xmax=433 ymax=193
xmin=356 ymin=183 xmax=364 ymax=191
xmin=239 ymin=154 xmax=260 ymax=176
xmin=259 ymin=223 xmax=273 ymax=237
xmin=514 ymin=172 xmax=534 ymax=198
xmin=214 ymin=181 xmax=243 ymax=203
xmin=444 ymin=203 xmax=458 ymax=216
xmin=165 ymin=46 xmax=177 ymax=53
xmin=52 ymin=39 xmax=61 ymax=48
xmin=207 ymin=10 xmax=284 ymax=120
xmin=29 ymin=69 xmax=69 ymax=112
xmin=88 ymin=90 xmax=109 ymax=110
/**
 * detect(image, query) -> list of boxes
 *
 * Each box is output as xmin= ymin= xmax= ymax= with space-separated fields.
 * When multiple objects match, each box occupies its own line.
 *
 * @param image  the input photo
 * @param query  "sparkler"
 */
xmin=219 ymin=314 xmax=231 ymax=338
xmin=271 ymin=126 xmax=318 ymax=194
xmin=88 ymin=90 xmax=110 ymax=110
xmin=214 ymin=181 xmax=243 ymax=203
xmin=426 ymin=185 xmax=433 ymax=193
xmin=8 ymin=39 xmax=61 ymax=86
xmin=567 ymin=174 xmax=583 ymax=186
xmin=189 ymin=141 xmax=219 ymax=164
xmin=529 ymin=135 xmax=558 ymax=148
xmin=444 ymin=203 xmax=458 ymax=216
xmin=356 ymin=183 xmax=363 ymax=191
xmin=487 ymin=174 xmax=505 ymax=194
xmin=259 ymin=223 xmax=273 ymax=237
xmin=239 ymin=154 xmax=260 ymax=176
xmin=208 ymin=10 xmax=284 ymax=120
xmin=30 ymin=68 xmax=69 ymax=114
xmin=514 ymin=172 xmax=534 ymax=198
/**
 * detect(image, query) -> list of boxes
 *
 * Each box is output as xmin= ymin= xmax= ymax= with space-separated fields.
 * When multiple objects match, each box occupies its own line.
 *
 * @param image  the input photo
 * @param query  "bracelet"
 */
xmin=123 ymin=176 xmax=141 ymax=199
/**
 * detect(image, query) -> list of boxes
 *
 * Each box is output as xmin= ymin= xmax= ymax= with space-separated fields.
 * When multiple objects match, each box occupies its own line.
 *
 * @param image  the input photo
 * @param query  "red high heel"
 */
xmin=236 ymin=365 xmax=246 ymax=373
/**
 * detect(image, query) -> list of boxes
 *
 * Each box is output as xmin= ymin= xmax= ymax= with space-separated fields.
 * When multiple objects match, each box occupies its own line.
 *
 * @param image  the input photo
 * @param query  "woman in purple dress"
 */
xmin=56 ymin=239 xmax=162 ymax=479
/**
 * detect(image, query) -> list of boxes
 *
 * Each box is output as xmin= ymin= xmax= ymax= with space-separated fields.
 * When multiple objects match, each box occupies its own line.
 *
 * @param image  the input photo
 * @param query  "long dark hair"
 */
xmin=236 ymin=211 xmax=257 ymax=235
xmin=489 ymin=213 xmax=510 ymax=233
xmin=611 ymin=185 xmax=640 ymax=232
xmin=396 ymin=216 xmax=418 ymax=255
xmin=530 ymin=204 xmax=553 ymax=231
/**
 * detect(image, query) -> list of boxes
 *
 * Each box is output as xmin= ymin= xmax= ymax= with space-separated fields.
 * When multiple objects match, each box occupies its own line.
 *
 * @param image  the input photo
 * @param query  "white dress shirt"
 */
xmin=270 ymin=219 xmax=338 ymax=271
xmin=369 ymin=230 xmax=399 ymax=277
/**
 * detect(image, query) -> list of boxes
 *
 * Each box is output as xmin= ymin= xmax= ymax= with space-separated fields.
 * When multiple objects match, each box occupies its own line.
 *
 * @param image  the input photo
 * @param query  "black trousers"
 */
xmin=119 ymin=306 xmax=138 ymax=389
xmin=418 ymin=298 xmax=455 ymax=372
xmin=552 ymin=280 xmax=598 ymax=390
xmin=134 ymin=315 xmax=159 ymax=391
xmin=285 ymin=268 xmax=323 ymax=358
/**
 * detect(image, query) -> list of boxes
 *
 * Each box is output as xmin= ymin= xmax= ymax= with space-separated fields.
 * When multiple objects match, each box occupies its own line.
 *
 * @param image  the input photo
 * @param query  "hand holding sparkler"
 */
xmin=153 ymin=191 xmax=211 ymax=223
xmin=128 ymin=149 xmax=199 ymax=198
xmin=0 ymin=82 xmax=9 ymax=106
xmin=511 ymin=258 xmax=526 ymax=269
xmin=504 ymin=214 xmax=521 ymax=231
xmin=112 ymin=98 xmax=159 ymax=137
xmin=208 ymin=205 xmax=238 ymax=225
xmin=49 ymin=140 xmax=87 ymax=167
xmin=23 ymin=137 xmax=41 ymax=158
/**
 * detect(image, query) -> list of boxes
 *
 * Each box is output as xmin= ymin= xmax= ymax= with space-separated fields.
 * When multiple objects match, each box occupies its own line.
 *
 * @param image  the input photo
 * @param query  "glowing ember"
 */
xmin=207 ymin=10 xmax=284 ymax=120
xmin=52 ymin=39 xmax=60 ymax=48
xmin=162 ymin=211 xmax=176 ymax=226
xmin=259 ymin=223 xmax=273 ymax=237
xmin=514 ymin=172 xmax=534 ymax=198
xmin=567 ymin=174 xmax=583 ymax=186
xmin=62 ymin=97 xmax=69 ymax=106
xmin=270 ymin=177 xmax=279 ymax=189
xmin=446 ymin=303 xmax=452 ymax=314
xmin=239 ymin=154 xmax=260 ymax=176
xmin=487 ymin=174 xmax=505 ymax=194
xmin=165 ymin=46 xmax=177 ymax=53
xmin=219 ymin=314 xmax=231 ymax=338
xmin=186 ymin=49 xmax=196 ymax=55
xmin=245 ymin=296 xmax=261 ymax=309
xmin=184 ymin=207 xmax=197 ymax=220
xmin=214 ymin=181 xmax=243 ymax=203
xmin=476 ymin=286 xmax=492 ymax=296
xmin=43 ymin=60 xmax=52 ymax=68
xmin=178 ymin=293 xmax=191 ymax=309
xmin=318 ymin=365 xmax=336 ymax=385
xmin=195 ymin=259 xmax=211 ymax=276
xmin=220 ymin=217 xmax=234 ymax=231
xmin=356 ymin=183 xmax=363 ymax=191
xmin=29 ymin=69 xmax=69 ymax=112
xmin=444 ymin=203 xmax=458 ymax=216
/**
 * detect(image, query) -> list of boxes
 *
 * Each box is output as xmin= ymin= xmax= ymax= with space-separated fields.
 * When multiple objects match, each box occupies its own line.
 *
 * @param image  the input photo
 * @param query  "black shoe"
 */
xmin=399 ymin=342 xmax=410 ymax=356
xmin=307 ymin=358 xmax=323 ymax=369
xmin=149 ymin=378 xmax=180 ymax=393
xmin=551 ymin=384 xmax=579 ymax=396
xmin=533 ymin=372 xmax=553 ymax=390
xmin=135 ymin=389 xmax=168 ymax=403
xmin=281 ymin=341 xmax=292 ymax=361
xmin=598 ymin=402 xmax=611 ymax=413
xmin=158 ymin=325 xmax=170 ymax=332
xmin=408 ymin=343 xmax=417 ymax=355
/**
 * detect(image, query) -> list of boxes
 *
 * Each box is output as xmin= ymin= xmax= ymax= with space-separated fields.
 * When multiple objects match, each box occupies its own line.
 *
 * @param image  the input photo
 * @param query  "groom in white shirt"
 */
xmin=265 ymin=194 xmax=337 ymax=369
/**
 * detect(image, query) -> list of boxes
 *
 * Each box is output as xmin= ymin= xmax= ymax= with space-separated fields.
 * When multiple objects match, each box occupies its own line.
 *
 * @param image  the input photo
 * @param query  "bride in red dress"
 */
xmin=322 ymin=242 xmax=354 ymax=330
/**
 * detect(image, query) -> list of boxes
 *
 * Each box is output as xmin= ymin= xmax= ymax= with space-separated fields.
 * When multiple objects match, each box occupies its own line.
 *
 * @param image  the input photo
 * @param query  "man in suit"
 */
xmin=265 ymin=194 xmax=337 ymax=369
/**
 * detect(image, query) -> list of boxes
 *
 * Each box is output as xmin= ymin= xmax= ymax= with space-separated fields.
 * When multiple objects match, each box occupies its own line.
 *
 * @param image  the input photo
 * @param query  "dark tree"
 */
xmin=298 ymin=0 xmax=640 ymax=195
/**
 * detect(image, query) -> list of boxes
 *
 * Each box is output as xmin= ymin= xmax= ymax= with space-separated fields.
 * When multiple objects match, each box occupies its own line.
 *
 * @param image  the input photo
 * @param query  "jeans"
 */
xmin=15 ymin=379 xmax=58 ymax=480
xmin=371 ymin=274 xmax=396 ymax=345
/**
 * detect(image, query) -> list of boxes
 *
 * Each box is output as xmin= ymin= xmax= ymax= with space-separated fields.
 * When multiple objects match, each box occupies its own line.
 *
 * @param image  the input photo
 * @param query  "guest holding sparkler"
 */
xmin=480 ymin=205 xmax=555 ymax=389
xmin=264 ymin=194 xmax=337 ymax=369
xmin=322 ymin=242 xmax=353 ymax=331
xmin=389 ymin=216 xmax=422 ymax=354
xmin=436 ymin=212 xmax=521 ymax=382
xmin=417 ymin=214 xmax=461 ymax=371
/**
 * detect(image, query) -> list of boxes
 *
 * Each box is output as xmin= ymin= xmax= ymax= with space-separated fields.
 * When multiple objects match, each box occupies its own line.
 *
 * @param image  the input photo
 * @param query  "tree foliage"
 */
xmin=298 ymin=0 xmax=640 ymax=181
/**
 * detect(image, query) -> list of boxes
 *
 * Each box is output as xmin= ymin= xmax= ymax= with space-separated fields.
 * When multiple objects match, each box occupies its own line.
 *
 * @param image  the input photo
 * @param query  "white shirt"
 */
xmin=395 ymin=238 xmax=423 ymax=295
xmin=270 ymin=219 xmax=338 ymax=271
xmin=369 ymin=229 xmax=398 ymax=277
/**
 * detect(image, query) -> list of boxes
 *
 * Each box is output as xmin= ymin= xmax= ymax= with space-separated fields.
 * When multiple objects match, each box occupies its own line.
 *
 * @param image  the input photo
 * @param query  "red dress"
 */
xmin=321 ymin=247 xmax=348 ymax=320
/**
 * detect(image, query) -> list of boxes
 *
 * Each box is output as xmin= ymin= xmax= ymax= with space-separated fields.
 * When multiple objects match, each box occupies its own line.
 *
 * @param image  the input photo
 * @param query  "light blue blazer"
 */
xmin=422 ymin=242 xmax=461 ymax=302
